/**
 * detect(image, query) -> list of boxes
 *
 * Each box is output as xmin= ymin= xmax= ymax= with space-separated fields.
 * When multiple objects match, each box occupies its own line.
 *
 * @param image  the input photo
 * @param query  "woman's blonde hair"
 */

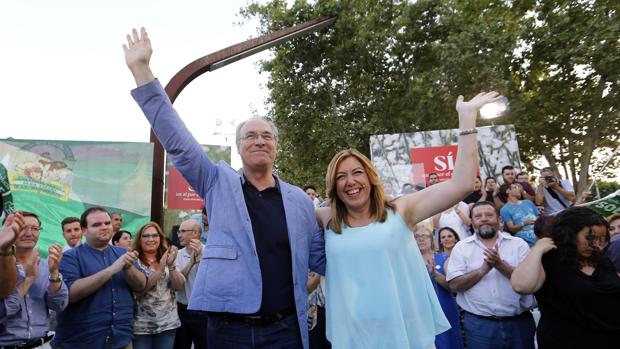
xmin=414 ymin=225 xmax=436 ymax=251
xmin=326 ymin=149 xmax=395 ymax=233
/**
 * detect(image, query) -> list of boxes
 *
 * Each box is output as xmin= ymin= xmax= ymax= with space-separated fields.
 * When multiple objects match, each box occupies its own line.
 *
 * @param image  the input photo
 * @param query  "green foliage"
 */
xmin=513 ymin=0 xmax=620 ymax=194
xmin=595 ymin=180 xmax=620 ymax=199
xmin=242 ymin=0 xmax=620 ymax=194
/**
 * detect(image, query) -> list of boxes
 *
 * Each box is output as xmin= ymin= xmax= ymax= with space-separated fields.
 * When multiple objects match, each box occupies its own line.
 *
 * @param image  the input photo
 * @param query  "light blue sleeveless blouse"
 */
xmin=325 ymin=210 xmax=450 ymax=348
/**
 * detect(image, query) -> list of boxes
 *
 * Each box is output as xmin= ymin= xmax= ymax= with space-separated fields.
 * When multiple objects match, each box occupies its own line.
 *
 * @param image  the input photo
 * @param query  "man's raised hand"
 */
xmin=123 ymin=27 xmax=155 ymax=86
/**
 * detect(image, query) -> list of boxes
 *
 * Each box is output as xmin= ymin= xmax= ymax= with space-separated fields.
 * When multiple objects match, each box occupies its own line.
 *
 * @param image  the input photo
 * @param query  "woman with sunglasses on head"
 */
xmin=511 ymin=206 xmax=620 ymax=348
xmin=316 ymin=92 xmax=502 ymax=348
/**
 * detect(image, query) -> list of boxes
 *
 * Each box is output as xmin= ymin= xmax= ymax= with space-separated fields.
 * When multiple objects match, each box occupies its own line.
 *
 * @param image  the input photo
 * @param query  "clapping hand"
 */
xmin=483 ymin=244 xmax=502 ymax=268
xmin=47 ymin=243 xmax=63 ymax=274
xmin=25 ymin=248 xmax=40 ymax=279
xmin=112 ymin=250 xmax=139 ymax=273
xmin=188 ymin=239 xmax=202 ymax=263
xmin=424 ymin=258 xmax=437 ymax=278
xmin=0 ymin=212 xmax=25 ymax=251
xmin=165 ymin=246 xmax=178 ymax=267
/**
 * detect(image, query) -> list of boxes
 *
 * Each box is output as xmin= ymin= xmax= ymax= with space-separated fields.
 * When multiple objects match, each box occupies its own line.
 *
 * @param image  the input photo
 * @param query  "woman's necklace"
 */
xmin=145 ymin=255 xmax=158 ymax=265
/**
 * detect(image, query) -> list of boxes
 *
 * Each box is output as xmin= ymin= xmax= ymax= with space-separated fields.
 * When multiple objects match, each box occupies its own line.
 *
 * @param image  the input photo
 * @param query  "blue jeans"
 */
xmin=133 ymin=329 xmax=176 ymax=349
xmin=463 ymin=311 xmax=535 ymax=349
xmin=207 ymin=314 xmax=302 ymax=349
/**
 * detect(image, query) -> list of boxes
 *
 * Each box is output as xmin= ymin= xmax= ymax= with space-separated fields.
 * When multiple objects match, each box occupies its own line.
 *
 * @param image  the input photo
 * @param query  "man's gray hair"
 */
xmin=183 ymin=219 xmax=202 ymax=235
xmin=235 ymin=117 xmax=279 ymax=148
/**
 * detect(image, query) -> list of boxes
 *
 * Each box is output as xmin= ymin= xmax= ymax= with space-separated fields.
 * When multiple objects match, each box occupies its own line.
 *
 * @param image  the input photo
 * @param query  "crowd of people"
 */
xmin=0 ymin=26 xmax=619 ymax=349
xmin=0 ymin=207 xmax=208 ymax=349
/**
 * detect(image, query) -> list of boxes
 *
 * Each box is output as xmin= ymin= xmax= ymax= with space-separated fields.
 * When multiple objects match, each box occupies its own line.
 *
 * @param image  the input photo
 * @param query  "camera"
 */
xmin=544 ymin=176 xmax=554 ymax=183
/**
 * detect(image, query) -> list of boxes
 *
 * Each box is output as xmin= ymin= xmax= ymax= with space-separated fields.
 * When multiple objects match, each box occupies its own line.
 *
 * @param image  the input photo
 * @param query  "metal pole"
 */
xmin=587 ymin=143 xmax=620 ymax=199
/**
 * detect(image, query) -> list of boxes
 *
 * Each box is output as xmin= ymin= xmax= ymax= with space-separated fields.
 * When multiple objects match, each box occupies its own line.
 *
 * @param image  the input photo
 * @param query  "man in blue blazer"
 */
xmin=124 ymin=27 xmax=326 ymax=349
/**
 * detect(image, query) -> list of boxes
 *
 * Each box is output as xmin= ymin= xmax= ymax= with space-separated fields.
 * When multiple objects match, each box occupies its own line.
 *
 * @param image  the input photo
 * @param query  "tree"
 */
xmin=242 ymin=0 xmax=619 ymax=196
xmin=512 ymin=0 xmax=620 ymax=196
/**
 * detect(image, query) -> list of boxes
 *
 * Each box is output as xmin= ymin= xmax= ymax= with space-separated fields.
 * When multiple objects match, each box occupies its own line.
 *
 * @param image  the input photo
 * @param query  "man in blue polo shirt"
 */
xmin=53 ymin=207 xmax=147 ymax=349
xmin=124 ymin=27 xmax=326 ymax=349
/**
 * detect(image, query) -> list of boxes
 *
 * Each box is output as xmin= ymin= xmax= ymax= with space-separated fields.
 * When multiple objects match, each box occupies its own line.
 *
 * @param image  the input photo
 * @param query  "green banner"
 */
xmin=580 ymin=190 xmax=620 ymax=218
xmin=1 ymin=139 xmax=153 ymax=256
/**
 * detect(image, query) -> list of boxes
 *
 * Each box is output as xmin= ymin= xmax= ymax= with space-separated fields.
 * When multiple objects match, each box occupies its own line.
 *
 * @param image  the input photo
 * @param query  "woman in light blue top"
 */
xmin=316 ymin=92 xmax=501 ymax=349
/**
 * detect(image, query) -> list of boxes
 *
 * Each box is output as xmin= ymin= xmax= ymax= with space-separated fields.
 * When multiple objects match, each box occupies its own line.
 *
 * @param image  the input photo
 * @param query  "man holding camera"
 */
xmin=535 ymin=167 xmax=575 ymax=215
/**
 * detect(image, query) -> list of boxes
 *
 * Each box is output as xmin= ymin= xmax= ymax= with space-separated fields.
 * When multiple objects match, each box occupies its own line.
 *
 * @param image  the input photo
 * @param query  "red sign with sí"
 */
xmin=410 ymin=145 xmax=459 ymax=186
xmin=166 ymin=167 xmax=204 ymax=209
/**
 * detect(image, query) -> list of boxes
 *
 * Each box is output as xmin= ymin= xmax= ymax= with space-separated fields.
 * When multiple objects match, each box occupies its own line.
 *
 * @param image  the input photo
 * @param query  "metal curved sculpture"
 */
xmin=150 ymin=16 xmax=337 ymax=225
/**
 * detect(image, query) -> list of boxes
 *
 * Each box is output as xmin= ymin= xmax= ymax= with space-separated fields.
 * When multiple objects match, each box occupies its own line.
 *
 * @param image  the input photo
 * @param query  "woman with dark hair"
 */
xmin=132 ymin=222 xmax=185 ymax=349
xmin=112 ymin=230 xmax=133 ymax=250
xmin=511 ymin=206 xmax=620 ymax=348
xmin=438 ymin=227 xmax=461 ymax=255
xmin=316 ymin=92 xmax=502 ymax=348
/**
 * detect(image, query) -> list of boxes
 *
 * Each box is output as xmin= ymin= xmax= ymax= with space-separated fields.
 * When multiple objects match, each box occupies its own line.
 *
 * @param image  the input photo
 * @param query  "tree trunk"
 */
xmin=541 ymin=149 xmax=558 ymax=172
xmin=566 ymin=135 xmax=579 ymax=189
xmin=558 ymin=140 xmax=571 ymax=182
xmin=576 ymin=129 xmax=600 ymax=200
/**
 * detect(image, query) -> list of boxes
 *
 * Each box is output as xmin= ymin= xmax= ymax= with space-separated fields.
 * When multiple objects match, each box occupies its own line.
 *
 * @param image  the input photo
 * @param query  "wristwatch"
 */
xmin=49 ymin=273 xmax=63 ymax=283
xmin=0 ymin=245 xmax=15 ymax=257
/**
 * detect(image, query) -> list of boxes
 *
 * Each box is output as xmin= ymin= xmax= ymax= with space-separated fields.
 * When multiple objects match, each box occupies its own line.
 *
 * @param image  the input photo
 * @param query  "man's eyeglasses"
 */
xmin=24 ymin=226 xmax=41 ymax=233
xmin=177 ymin=229 xmax=196 ymax=235
xmin=241 ymin=132 xmax=275 ymax=142
xmin=414 ymin=234 xmax=432 ymax=240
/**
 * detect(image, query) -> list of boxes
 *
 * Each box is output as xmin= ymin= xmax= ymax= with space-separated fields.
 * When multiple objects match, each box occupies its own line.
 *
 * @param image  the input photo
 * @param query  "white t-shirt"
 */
xmin=175 ymin=243 xmax=205 ymax=305
xmin=438 ymin=201 xmax=471 ymax=240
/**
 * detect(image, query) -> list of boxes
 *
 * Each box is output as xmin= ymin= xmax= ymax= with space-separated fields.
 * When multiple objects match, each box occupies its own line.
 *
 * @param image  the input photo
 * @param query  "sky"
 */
xmin=1 ymin=0 xmax=276 ymax=169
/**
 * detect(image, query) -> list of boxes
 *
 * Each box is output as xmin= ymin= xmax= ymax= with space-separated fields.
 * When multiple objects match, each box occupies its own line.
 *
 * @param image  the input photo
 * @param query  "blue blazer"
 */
xmin=132 ymin=80 xmax=326 ymax=348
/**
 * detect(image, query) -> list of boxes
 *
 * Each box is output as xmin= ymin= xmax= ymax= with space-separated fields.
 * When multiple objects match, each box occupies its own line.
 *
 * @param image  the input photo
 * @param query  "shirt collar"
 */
xmin=464 ymin=231 xmax=513 ymax=245
xmin=239 ymin=171 xmax=281 ymax=192
xmin=84 ymin=242 xmax=111 ymax=254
